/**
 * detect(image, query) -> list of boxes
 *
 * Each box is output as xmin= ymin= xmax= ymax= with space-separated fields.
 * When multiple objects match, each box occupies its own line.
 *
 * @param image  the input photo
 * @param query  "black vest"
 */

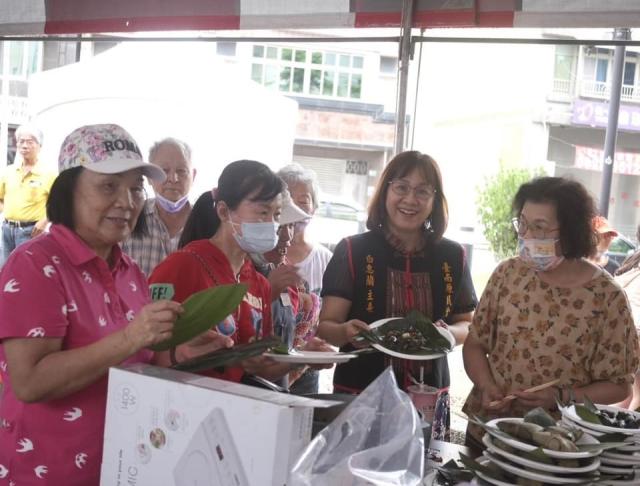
xmin=333 ymin=230 xmax=468 ymax=392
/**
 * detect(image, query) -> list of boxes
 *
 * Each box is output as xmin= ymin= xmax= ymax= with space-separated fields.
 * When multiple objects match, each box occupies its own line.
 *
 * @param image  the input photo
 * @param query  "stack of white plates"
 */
xmin=560 ymin=404 xmax=640 ymax=485
xmin=472 ymin=417 xmax=602 ymax=485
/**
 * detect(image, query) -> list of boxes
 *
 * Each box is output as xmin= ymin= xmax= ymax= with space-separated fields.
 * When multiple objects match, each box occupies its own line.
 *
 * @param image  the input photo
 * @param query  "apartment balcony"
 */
xmin=550 ymin=78 xmax=640 ymax=104
xmin=552 ymin=78 xmax=573 ymax=96
xmin=579 ymin=79 xmax=640 ymax=104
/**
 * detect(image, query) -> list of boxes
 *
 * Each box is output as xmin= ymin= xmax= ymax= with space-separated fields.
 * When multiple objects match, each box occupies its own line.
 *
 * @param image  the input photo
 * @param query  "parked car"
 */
xmin=607 ymin=234 xmax=637 ymax=267
xmin=305 ymin=196 xmax=367 ymax=250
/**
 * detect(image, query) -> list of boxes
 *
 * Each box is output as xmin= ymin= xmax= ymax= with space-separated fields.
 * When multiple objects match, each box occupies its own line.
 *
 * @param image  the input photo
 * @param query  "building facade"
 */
xmin=547 ymin=41 xmax=640 ymax=237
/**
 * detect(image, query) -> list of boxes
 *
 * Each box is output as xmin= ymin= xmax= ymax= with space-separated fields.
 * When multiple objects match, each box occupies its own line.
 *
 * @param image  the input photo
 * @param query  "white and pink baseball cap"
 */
xmin=58 ymin=124 xmax=165 ymax=181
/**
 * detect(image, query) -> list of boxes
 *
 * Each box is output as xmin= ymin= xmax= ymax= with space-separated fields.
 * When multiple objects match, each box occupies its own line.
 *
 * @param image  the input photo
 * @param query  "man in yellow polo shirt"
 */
xmin=0 ymin=124 xmax=56 ymax=265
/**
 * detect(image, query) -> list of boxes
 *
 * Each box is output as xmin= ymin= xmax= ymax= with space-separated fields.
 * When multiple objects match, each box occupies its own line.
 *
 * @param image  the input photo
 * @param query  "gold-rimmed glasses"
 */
xmin=388 ymin=180 xmax=436 ymax=201
xmin=512 ymin=217 xmax=560 ymax=239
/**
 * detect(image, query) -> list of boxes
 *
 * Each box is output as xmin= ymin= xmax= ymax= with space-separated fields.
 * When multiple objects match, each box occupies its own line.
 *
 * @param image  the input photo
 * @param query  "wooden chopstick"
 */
xmin=488 ymin=379 xmax=561 ymax=408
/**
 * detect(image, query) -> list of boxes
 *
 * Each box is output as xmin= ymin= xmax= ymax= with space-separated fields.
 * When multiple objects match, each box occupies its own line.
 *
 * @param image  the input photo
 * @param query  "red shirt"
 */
xmin=149 ymin=240 xmax=272 ymax=382
xmin=0 ymin=225 xmax=152 ymax=485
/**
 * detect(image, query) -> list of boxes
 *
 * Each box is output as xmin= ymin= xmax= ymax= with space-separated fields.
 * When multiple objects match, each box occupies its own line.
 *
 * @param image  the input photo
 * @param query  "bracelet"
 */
xmin=169 ymin=346 xmax=178 ymax=366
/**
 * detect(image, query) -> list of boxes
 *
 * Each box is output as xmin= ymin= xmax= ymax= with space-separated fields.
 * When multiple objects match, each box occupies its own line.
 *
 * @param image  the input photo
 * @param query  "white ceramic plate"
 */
xmin=485 ymin=418 xmax=601 ymax=459
xmin=617 ymin=442 xmax=640 ymax=452
xmin=564 ymin=417 xmax=640 ymax=448
xmin=482 ymin=433 xmax=601 ymax=474
xmin=483 ymin=451 xmax=598 ymax=484
xmin=561 ymin=404 xmax=640 ymax=435
xmin=599 ymin=471 xmax=640 ymax=485
xmin=263 ymin=351 xmax=356 ymax=364
xmin=560 ymin=417 xmax=605 ymax=437
xmin=368 ymin=318 xmax=455 ymax=361
xmin=600 ymin=464 xmax=639 ymax=475
xmin=600 ymin=455 xmax=640 ymax=467
xmin=473 ymin=458 xmax=516 ymax=486
xmin=601 ymin=450 xmax=640 ymax=464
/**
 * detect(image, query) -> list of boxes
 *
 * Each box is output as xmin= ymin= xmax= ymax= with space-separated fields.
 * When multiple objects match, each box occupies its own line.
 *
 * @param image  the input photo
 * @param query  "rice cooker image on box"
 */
xmin=173 ymin=407 xmax=249 ymax=486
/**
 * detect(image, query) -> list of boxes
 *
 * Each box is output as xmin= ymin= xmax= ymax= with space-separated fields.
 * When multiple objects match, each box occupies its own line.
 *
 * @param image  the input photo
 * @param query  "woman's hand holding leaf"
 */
xmin=149 ymin=284 xmax=247 ymax=352
xmin=125 ymin=300 xmax=183 ymax=351
xmin=175 ymin=329 xmax=234 ymax=363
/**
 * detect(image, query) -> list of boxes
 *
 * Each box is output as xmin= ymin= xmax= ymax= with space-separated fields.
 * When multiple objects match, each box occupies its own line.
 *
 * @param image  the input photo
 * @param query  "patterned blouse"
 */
xmin=463 ymin=257 xmax=639 ymax=441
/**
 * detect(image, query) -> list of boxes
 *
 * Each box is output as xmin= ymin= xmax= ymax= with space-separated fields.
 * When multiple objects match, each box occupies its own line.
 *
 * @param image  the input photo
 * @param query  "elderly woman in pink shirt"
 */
xmin=0 ymin=124 xmax=228 ymax=486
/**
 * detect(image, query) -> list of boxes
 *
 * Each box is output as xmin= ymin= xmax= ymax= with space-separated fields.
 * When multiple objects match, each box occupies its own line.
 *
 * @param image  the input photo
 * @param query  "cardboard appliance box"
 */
xmin=100 ymin=364 xmax=337 ymax=486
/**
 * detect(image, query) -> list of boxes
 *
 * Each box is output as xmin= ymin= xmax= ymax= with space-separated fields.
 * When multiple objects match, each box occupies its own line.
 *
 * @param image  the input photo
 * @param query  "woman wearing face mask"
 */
xmin=149 ymin=160 xmax=283 ymax=383
xmin=462 ymin=176 xmax=639 ymax=453
xmin=276 ymin=163 xmax=333 ymax=297
xmin=150 ymin=161 xmax=329 ymax=383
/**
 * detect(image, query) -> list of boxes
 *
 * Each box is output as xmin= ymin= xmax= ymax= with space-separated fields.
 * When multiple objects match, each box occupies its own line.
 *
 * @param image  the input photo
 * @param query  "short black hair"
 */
xmin=179 ymin=160 xmax=285 ymax=248
xmin=47 ymin=166 xmax=147 ymax=237
xmin=513 ymin=176 xmax=596 ymax=259
xmin=178 ymin=190 xmax=216 ymax=248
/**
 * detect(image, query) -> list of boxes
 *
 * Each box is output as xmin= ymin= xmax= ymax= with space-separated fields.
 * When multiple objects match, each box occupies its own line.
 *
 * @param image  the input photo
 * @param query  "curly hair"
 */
xmin=513 ymin=176 xmax=597 ymax=259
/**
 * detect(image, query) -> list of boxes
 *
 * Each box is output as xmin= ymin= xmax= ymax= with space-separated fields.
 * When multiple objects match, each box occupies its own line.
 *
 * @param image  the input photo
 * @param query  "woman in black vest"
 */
xmin=318 ymin=151 xmax=477 ymax=437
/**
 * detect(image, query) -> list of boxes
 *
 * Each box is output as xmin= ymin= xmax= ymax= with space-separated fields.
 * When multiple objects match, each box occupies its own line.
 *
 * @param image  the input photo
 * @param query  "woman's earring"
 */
xmin=424 ymin=218 xmax=433 ymax=232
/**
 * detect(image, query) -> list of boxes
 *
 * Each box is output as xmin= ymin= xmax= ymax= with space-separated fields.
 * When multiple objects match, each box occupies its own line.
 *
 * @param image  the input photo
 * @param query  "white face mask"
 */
xmin=518 ymin=237 xmax=564 ymax=272
xmin=230 ymin=218 xmax=279 ymax=254
xmin=294 ymin=219 xmax=311 ymax=233
xmin=155 ymin=193 xmax=190 ymax=213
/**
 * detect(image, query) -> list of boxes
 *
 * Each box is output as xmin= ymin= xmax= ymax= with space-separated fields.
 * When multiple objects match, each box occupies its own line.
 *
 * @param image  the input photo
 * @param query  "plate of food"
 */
xmin=263 ymin=350 xmax=357 ymax=364
xmin=482 ymin=433 xmax=601 ymax=474
xmin=365 ymin=310 xmax=455 ymax=361
xmin=482 ymin=450 xmax=599 ymax=485
xmin=472 ymin=457 xmax=518 ymax=486
xmin=561 ymin=403 xmax=640 ymax=435
xmin=484 ymin=418 xmax=601 ymax=459
xmin=559 ymin=417 xmax=605 ymax=437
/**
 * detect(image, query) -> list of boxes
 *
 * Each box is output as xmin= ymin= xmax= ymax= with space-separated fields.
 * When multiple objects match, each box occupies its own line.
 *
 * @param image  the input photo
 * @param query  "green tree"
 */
xmin=476 ymin=164 xmax=543 ymax=260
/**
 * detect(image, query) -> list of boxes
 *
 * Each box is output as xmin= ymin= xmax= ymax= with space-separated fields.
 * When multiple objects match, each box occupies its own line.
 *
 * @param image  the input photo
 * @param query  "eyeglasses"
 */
xmin=388 ymin=180 xmax=436 ymax=201
xmin=17 ymin=138 xmax=37 ymax=146
xmin=512 ymin=217 xmax=560 ymax=239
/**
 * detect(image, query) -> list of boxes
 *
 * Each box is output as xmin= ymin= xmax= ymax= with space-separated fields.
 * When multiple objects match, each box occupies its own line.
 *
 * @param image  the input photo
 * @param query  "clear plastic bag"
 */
xmin=289 ymin=367 xmax=425 ymax=486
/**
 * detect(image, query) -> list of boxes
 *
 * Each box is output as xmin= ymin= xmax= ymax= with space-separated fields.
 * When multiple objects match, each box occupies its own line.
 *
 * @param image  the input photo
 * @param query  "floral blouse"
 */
xmin=463 ymin=257 xmax=639 ymax=441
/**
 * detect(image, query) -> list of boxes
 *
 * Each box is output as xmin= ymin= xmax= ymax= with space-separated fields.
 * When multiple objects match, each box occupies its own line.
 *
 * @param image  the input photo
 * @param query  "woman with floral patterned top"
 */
xmin=463 ymin=176 xmax=640 ymax=452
